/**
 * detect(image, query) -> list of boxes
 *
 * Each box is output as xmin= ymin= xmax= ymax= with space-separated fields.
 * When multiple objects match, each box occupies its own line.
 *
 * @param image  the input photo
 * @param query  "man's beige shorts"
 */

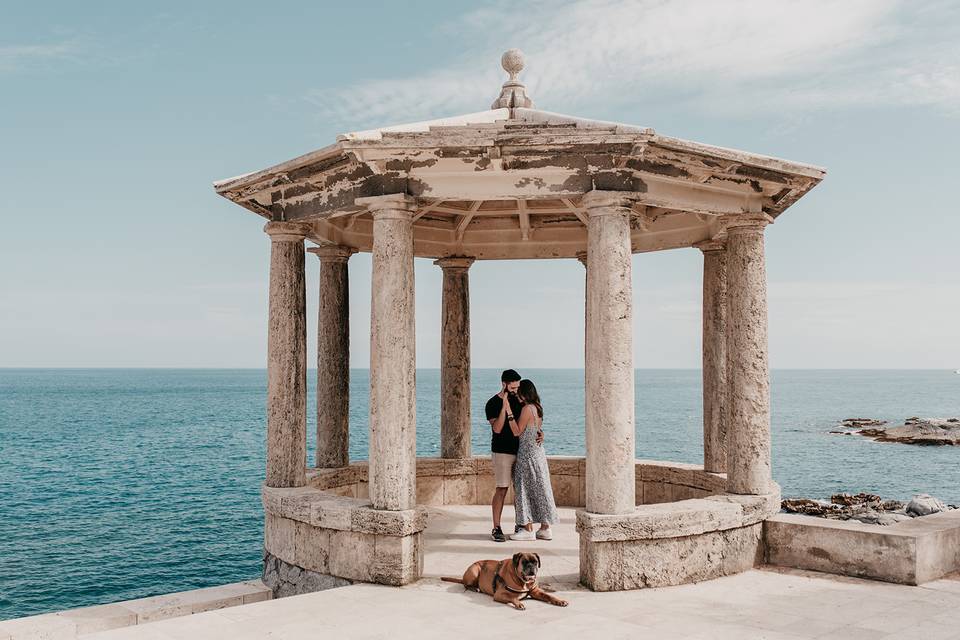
xmin=492 ymin=453 xmax=516 ymax=488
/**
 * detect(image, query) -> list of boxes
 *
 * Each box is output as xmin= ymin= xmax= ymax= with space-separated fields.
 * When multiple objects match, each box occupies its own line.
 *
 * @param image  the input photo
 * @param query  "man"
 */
xmin=485 ymin=369 xmax=542 ymax=542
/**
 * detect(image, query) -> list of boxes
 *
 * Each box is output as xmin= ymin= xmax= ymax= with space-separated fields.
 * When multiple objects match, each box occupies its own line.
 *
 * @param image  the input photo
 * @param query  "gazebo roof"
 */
xmin=214 ymin=50 xmax=825 ymax=260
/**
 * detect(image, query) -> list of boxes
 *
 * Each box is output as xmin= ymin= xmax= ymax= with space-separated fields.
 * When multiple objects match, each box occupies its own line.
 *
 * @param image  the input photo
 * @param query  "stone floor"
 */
xmin=422 ymin=504 xmax=581 ymax=587
xmin=78 ymin=505 xmax=960 ymax=639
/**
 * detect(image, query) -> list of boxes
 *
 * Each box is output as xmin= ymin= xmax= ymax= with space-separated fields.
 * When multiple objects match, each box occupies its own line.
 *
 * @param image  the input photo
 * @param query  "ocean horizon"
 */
xmin=1 ymin=367 xmax=957 ymax=620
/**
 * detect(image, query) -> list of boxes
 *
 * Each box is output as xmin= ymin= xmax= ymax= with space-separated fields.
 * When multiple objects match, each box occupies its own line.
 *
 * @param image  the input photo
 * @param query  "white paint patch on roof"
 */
xmin=339 ymin=109 xmax=511 ymax=141
xmin=515 ymin=108 xmax=654 ymax=134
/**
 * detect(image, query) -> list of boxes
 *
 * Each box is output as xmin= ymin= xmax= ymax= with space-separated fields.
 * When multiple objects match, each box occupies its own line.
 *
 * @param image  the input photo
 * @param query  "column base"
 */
xmin=263 ymin=485 xmax=427 ymax=588
xmin=576 ymin=489 xmax=778 ymax=591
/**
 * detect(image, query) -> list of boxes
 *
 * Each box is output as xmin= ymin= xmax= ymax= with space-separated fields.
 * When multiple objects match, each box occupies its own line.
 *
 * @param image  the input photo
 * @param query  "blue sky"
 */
xmin=2 ymin=1 xmax=958 ymax=369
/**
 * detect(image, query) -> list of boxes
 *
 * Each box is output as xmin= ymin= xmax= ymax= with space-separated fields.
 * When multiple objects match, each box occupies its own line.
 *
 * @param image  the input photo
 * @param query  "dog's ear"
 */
xmin=512 ymin=552 xmax=522 ymax=570
xmin=534 ymin=553 xmax=541 ymax=568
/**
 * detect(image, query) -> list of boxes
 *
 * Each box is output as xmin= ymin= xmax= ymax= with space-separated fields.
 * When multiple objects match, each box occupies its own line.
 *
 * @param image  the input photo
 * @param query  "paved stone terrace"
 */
xmin=423 ymin=505 xmax=581 ymax=587
xmin=81 ymin=569 xmax=960 ymax=640
xmin=75 ymin=505 xmax=960 ymax=639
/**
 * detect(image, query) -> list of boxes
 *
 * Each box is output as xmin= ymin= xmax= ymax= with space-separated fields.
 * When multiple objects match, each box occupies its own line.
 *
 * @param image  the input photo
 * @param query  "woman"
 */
xmin=505 ymin=379 xmax=559 ymax=541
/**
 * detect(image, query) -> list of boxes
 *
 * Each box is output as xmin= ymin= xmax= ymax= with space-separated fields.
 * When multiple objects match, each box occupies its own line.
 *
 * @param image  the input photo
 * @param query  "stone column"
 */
xmin=583 ymin=192 xmax=636 ymax=515
xmin=361 ymin=194 xmax=418 ymax=511
xmin=696 ymin=240 xmax=728 ymax=474
xmin=434 ymin=257 xmax=474 ymax=459
xmin=264 ymin=221 xmax=310 ymax=489
xmin=576 ymin=251 xmax=589 ymax=370
xmin=725 ymin=217 xmax=771 ymax=495
xmin=308 ymin=245 xmax=355 ymax=469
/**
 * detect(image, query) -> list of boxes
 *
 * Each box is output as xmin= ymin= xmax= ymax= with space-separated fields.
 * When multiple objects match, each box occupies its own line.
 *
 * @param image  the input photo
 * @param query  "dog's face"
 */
xmin=512 ymin=552 xmax=541 ymax=582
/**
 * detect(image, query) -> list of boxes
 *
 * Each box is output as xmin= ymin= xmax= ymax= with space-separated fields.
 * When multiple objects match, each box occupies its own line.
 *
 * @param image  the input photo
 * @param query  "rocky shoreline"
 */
xmin=781 ymin=492 xmax=955 ymax=525
xmin=831 ymin=416 xmax=960 ymax=445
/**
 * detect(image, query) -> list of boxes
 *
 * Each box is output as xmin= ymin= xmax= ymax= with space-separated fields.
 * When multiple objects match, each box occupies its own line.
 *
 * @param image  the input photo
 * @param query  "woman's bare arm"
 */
xmin=509 ymin=404 xmax=535 ymax=436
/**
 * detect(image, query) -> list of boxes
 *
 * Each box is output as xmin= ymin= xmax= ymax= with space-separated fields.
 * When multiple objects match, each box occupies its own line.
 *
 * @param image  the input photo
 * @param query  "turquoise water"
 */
xmin=0 ymin=368 xmax=957 ymax=620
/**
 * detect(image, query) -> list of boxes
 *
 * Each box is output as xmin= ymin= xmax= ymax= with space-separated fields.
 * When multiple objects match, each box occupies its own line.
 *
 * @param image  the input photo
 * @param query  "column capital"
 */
xmin=356 ymin=194 xmax=419 ymax=219
xmin=264 ymin=221 xmax=311 ymax=242
xmin=722 ymin=213 xmax=774 ymax=234
xmin=693 ymin=239 xmax=726 ymax=253
xmin=433 ymin=256 xmax=475 ymax=270
xmin=575 ymin=251 xmax=588 ymax=267
xmin=580 ymin=190 xmax=639 ymax=215
xmin=308 ymin=244 xmax=356 ymax=262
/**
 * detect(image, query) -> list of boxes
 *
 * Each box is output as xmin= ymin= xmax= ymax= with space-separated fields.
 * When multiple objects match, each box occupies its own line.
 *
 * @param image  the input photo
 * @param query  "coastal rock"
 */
xmin=782 ymin=492 xmax=952 ymax=525
xmin=855 ymin=417 xmax=960 ymax=445
xmin=906 ymin=494 xmax=947 ymax=517
xmin=831 ymin=493 xmax=881 ymax=508
xmin=852 ymin=509 xmax=880 ymax=524
xmin=840 ymin=418 xmax=888 ymax=428
xmin=781 ymin=498 xmax=842 ymax=517
xmin=877 ymin=513 xmax=912 ymax=526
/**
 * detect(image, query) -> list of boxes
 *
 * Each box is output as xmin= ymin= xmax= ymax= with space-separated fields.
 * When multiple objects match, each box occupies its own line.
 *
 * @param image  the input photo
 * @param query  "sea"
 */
xmin=0 ymin=368 xmax=957 ymax=620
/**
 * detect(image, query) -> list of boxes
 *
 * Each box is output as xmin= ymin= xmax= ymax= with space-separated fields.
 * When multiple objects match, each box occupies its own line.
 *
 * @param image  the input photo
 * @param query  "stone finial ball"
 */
xmin=501 ymin=49 xmax=525 ymax=76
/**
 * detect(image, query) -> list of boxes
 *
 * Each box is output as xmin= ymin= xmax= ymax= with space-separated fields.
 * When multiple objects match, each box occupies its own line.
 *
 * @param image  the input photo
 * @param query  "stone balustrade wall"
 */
xmin=303 ymin=456 xmax=728 ymax=508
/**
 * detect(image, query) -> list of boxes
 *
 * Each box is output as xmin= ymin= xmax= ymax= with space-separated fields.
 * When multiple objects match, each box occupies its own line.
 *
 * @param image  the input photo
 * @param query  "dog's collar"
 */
xmin=494 ymin=560 xmax=537 ymax=596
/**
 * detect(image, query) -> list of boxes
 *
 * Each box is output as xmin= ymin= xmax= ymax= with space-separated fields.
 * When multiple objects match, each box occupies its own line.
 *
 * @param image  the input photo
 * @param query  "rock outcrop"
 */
xmin=841 ymin=418 xmax=888 ymax=428
xmin=831 ymin=417 xmax=960 ymax=445
xmin=906 ymin=494 xmax=947 ymax=517
xmin=781 ymin=492 xmax=953 ymax=525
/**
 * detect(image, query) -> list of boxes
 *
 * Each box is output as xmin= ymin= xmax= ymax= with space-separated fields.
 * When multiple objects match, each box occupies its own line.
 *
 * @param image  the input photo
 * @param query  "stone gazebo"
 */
xmin=214 ymin=50 xmax=825 ymax=594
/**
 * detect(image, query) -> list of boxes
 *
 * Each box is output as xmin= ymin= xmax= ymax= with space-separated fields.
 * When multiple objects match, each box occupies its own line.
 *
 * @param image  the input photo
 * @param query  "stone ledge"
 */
xmin=577 ymin=488 xmax=780 ymax=542
xmin=262 ymin=484 xmax=428 ymax=536
xmin=577 ymin=500 xmax=743 ymax=542
xmin=704 ymin=484 xmax=781 ymax=526
xmin=764 ymin=509 xmax=960 ymax=585
xmin=0 ymin=580 xmax=270 ymax=639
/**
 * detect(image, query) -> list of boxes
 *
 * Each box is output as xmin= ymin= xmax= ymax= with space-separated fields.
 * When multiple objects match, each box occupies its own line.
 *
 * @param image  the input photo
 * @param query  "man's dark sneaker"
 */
xmin=491 ymin=526 xmax=506 ymax=542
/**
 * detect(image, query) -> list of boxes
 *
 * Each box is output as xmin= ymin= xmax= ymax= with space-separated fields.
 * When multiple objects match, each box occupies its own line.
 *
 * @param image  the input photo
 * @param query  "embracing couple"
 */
xmin=485 ymin=369 xmax=559 ymax=543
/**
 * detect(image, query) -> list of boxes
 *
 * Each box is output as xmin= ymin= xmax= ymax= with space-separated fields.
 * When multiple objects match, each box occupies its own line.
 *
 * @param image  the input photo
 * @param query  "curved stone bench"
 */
xmin=577 ymin=490 xmax=780 ymax=591
xmin=261 ymin=456 xmax=778 ymax=595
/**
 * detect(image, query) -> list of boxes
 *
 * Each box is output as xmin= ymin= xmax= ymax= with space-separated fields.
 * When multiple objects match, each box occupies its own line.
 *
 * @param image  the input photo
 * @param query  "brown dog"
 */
xmin=441 ymin=552 xmax=570 ymax=610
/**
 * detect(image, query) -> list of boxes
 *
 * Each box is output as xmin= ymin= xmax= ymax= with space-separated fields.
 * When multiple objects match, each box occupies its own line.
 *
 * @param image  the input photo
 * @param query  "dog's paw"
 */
xmin=554 ymin=599 xmax=569 ymax=607
xmin=514 ymin=602 xmax=526 ymax=610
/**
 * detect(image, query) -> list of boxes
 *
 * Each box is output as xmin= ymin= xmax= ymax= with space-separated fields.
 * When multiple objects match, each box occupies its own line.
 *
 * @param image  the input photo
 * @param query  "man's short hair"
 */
xmin=501 ymin=369 xmax=521 ymax=383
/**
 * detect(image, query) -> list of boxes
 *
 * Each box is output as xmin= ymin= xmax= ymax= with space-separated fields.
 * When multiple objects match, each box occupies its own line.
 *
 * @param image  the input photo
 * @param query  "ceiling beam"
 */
xmin=456 ymin=201 xmax=482 ymax=242
xmin=561 ymin=198 xmax=589 ymax=226
xmin=518 ymin=199 xmax=531 ymax=241
xmin=413 ymin=199 xmax=446 ymax=222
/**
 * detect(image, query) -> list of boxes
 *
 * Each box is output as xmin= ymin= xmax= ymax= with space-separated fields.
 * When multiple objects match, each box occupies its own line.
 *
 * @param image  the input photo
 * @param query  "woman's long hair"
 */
xmin=518 ymin=379 xmax=543 ymax=418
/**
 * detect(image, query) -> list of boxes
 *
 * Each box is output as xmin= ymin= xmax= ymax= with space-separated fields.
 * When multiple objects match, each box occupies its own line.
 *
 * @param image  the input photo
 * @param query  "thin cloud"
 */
xmin=305 ymin=0 xmax=960 ymax=129
xmin=0 ymin=41 xmax=82 ymax=72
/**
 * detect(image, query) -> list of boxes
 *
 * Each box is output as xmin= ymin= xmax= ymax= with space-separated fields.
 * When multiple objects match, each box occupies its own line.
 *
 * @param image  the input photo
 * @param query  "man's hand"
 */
xmin=536 ymin=429 xmax=544 ymax=446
